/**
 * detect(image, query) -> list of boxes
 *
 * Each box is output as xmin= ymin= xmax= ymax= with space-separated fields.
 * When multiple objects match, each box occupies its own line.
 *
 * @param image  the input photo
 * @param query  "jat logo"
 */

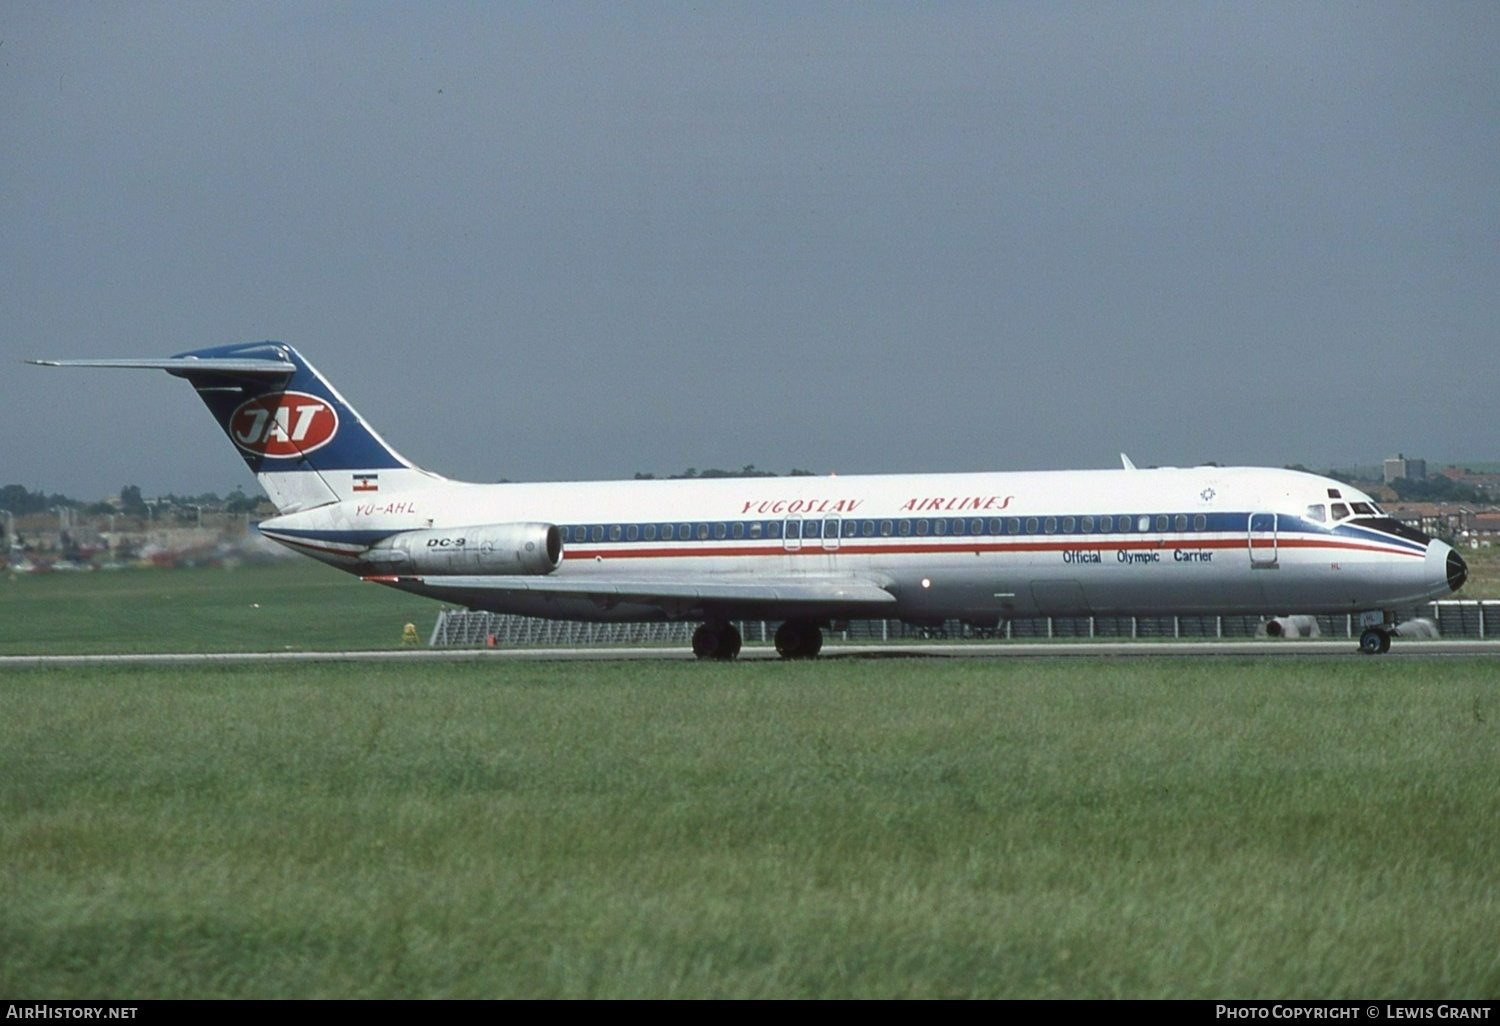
xmin=229 ymin=391 xmax=339 ymax=457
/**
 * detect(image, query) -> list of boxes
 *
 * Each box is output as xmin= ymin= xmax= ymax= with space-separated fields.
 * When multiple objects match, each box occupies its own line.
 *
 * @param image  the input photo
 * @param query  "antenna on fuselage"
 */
xmin=1120 ymin=453 xmax=1137 ymax=471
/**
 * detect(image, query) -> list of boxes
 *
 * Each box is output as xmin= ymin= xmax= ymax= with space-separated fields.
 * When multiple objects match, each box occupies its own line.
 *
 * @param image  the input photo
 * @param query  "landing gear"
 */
xmin=692 ymin=621 xmax=741 ymax=661
xmin=774 ymin=619 xmax=823 ymax=659
xmin=1359 ymin=627 xmax=1393 ymax=656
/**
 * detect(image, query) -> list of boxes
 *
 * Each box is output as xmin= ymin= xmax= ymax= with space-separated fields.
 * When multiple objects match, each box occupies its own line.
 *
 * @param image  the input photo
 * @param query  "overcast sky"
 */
xmin=4 ymin=2 xmax=1496 ymax=499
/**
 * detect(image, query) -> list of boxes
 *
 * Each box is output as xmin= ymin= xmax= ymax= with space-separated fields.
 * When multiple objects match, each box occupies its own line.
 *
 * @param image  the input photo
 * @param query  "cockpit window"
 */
xmin=1305 ymin=504 xmax=1326 ymax=523
xmin=1331 ymin=503 xmax=1350 ymax=520
xmin=1351 ymin=502 xmax=1375 ymax=515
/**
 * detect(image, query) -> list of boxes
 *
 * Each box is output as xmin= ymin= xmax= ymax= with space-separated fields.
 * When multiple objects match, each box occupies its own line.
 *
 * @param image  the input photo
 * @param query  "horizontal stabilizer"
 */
xmin=28 ymin=357 xmax=296 ymax=376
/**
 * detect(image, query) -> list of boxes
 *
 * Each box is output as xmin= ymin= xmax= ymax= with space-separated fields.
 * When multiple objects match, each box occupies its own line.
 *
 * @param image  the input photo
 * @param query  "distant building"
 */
xmin=1384 ymin=454 xmax=1427 ymax=485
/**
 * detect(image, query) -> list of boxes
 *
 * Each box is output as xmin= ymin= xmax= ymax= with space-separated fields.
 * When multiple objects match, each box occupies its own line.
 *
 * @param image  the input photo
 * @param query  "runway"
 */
xmin=4 ymin=639 xmax=1500 ymax=667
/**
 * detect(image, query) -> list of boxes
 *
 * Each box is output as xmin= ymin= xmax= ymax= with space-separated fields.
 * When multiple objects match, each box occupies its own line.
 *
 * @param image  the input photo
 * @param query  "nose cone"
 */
xmin=1446 ymin=547 xmax=1468 ymax=593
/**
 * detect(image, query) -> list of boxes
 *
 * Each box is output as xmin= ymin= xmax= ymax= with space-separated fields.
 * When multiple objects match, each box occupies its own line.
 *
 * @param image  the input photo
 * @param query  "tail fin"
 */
xmin=30 ymin=341 xmax=443 ymax=512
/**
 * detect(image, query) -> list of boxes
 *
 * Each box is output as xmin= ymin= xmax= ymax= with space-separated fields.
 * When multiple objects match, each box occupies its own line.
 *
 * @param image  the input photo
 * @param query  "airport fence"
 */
xmin=429 ymin=600 xmax=1500 ymax=648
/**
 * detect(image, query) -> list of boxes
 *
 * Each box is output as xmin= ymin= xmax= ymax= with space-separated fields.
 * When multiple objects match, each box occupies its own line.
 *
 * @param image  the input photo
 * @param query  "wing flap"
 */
xmin=365 ymin=572 xmax=897 ymax=608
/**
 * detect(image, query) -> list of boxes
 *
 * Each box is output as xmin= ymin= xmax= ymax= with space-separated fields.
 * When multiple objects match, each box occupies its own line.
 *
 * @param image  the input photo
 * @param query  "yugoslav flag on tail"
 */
xmin=29 ymin=341 xmax=444 ymax=512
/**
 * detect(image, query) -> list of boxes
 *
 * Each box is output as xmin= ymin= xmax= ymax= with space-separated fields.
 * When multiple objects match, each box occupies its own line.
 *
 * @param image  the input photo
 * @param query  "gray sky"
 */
xmin=4 ymin=3 xmax=1497 ymax=499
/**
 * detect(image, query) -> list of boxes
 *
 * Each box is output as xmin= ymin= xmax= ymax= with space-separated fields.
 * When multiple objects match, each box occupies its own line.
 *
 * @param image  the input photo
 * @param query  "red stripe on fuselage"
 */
xmin=559 ymin=534 xmax=1425 ymax=562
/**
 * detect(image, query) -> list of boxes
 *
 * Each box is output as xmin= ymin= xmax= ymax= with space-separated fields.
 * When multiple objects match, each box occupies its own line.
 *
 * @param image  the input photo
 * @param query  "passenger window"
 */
xmin=1305 ymin=504 xmax=1326 ymax=523
xmin=644 ymin=524 xmax=657 ymax=541
xmin=679 ymin=523 xmax=691 ymax=539
xmin=916 ymin=520 xmax=930 ymax=536
xmin=591 ymin=525 xmax=604 ymax=542
xmin=767 ymin=522 xmax=781 ymax=539
xmin=863 ymin=520 xmax=876 ymax=537
xmin=1100 ymin=516 xmax=1113 ymax=532
xmin=609 ymin=525 xmax=622 ymax=541
xmin=899 ymin=520 xmax=912 ymax=536
xmin=988 ymin=519 xmax=1001 ymax=534
xmin=696 ymin=523 xmax=710 ymax=540
xmin=1007 ymin=518 xmax=1020 ymax=534
xmin=953 ymin=519 xmax=967 ymax=536
xmin=749 ymin=522 xmax=762 ymax=539
xmin=844 ymin=520 xmax=858 ymax=537
xmin=1193 ymin=514 xmax=1206 ymax=531
xmin=971 ymin=519 xmax=983 ymax=535
xmin=1156 ymin=515 xmax=1169 ymax=532
xmin=713 ymin=523 xmax=727 ymax=539
xmin=1174 ymin=514 xmax=1187 ymax=532
xmin=626 ymin=525 xmax=638 ymax=541
xmin=882 ymin=520 xmax=894 ymax=536
xmin=731 ymin=522 xmax=744 ymax=539
xmin=1044 ymin=517 xmax=1057 ymax=534
xmin=804 ymin=521 xmax=820 ymax=539
xmin=1331 ymin=504 xmax=1350 ymax=520
xmin=1081 ymin=516 xmax=1094 ymax=533
xmin=934 ymin=519 xmax=948 ymax=536
xmin=1062 ymin=516 xmax=1075 ymax=533
xmin=1025 ymin=517 xmax=1039 ymax=534
xmin=661 ymin=524 xmax=674 ymax=540
xmin=1139 ymin=516 xmax=1152 ymax=532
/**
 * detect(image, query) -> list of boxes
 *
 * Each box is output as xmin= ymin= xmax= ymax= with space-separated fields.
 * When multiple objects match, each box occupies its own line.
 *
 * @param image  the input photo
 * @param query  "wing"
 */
xmin=364 ymin=571 xmax=897 ymax=620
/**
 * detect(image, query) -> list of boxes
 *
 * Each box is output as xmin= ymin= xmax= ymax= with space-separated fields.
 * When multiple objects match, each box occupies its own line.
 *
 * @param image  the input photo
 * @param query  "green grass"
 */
xmin=3 ymin=658 xmax=1498 ymax=998
xmin=1456 ymin=544 xmax=1500 ymax=600
xmin=0 ymin=560 xmax=439 ymax=654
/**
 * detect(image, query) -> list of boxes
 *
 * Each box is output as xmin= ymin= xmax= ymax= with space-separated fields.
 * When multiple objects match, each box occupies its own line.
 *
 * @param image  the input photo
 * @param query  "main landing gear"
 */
xmin=690 ymin=618 xmax=826 ymax=660
xmin=1359 ymin=626 xmax=1393 ymax=656
xmin=774 ymin=619 xmax=823 ymax=660
xmin=692 ymin=621 xmax=742 ymax=661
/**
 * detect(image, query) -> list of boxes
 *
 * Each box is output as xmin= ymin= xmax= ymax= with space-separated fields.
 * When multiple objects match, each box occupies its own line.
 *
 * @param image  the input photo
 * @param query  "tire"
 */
xmin=1359 ymin=628 xmax=1387 ymax=656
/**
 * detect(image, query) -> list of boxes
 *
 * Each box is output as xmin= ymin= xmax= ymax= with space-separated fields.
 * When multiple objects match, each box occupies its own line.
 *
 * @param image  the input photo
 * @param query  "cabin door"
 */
xmin=1248 ymin=512 xmax=1279 ymax=568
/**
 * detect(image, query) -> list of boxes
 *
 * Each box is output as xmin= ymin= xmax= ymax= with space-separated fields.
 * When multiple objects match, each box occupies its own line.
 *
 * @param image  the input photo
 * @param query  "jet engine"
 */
xmin=364 ymin=523 xmax=563 ymax=575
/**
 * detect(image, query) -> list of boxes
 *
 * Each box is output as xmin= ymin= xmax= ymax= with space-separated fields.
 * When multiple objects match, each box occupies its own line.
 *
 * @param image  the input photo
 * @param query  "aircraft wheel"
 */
xmin=719 ymin=623 xmax=742 ymax=660
xmin=774 ymin=619 xmax=823 ymax=659
xmin=693 ymin=622 xmax=741 ymax=660
xmin=1359 ymin=627 xmax=1391 ymax=656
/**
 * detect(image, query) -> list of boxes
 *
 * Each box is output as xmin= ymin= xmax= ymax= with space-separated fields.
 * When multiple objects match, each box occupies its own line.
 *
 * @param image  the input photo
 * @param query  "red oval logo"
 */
xmin=229 ymin=391 xmax=339 ymax=457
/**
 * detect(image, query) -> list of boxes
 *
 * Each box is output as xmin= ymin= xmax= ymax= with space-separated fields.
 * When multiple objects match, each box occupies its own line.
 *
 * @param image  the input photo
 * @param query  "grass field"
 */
xmin=3 ymin=657 xmax=1498 ymax=998
xmin=0 ymin=560 xmax=439 ymax=654
xmin=3 ymin=561 xmax=1500 ymax=997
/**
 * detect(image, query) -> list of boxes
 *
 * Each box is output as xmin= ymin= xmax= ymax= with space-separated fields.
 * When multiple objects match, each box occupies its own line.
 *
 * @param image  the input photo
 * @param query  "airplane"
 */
xmin=30 ymin=341 xmax=1467 ymax=657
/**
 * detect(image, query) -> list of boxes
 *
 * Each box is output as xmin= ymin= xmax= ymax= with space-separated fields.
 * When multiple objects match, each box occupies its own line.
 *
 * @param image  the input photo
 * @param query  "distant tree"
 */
xmin=0 ymin=484 xmax=41 ymax=514
xmin=633 ymin=465 xmax=818 ymax=480
xmin=1390 ymin=476 xmax=1484 ymax=504
xmin=224 ymin=487 xmax=258 ymax=514
xmin=119 ymin=484 xmax=148 ymax=516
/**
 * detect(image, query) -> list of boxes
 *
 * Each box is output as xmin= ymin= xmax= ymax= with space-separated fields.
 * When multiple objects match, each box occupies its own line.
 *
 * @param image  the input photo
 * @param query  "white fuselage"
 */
xmin=259 ymin=465 xmax=1460 ymax=625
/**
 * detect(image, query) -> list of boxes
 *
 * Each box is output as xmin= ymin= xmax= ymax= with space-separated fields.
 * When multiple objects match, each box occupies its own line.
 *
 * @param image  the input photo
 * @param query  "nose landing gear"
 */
xmin=1358 ymin=627 xmax=1393 ymax=655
